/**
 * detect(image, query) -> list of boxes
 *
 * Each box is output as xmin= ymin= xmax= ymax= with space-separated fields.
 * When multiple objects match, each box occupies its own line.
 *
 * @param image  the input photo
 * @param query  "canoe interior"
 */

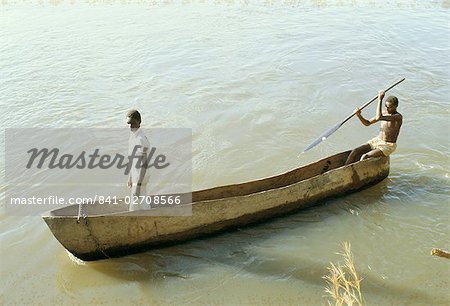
xmin=192 ymin=150 xmax=351 ymax=202
xmin=47 ymin=150 xmax=352 ymax=217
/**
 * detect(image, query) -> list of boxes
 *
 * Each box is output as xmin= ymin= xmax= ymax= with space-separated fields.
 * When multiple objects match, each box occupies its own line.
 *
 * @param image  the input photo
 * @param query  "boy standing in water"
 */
xmin=345 ymin=90 xmax=403 ymax=164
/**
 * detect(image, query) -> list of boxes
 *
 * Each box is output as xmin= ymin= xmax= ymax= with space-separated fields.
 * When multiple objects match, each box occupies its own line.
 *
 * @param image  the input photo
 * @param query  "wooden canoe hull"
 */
xmin=43 ymin=151 xmax=389 ymax=261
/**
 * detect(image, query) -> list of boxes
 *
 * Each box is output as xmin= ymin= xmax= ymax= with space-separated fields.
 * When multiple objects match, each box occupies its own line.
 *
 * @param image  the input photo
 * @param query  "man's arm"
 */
xmin=354 ymin=90 xmax=385 ymax=126
xmin=375 ymin=90 xmax=385 ymax=121
xmin=378 ymin=113 xmax=403 ymax=122
xmin=354 ymin=108 xmax=377 ymax=126
xmin=135 ymin=152 xmax=148 ymax=186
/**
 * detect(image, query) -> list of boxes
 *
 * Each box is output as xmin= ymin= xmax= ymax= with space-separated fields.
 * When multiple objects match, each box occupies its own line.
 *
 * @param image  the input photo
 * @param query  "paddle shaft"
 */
xmin=339 ymin=78 xmax=405 ymax=127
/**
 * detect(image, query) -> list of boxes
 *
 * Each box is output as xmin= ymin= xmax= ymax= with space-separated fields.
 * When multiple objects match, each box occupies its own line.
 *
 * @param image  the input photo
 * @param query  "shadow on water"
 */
xmin=55 ymin=176 xmax=447 ymax=304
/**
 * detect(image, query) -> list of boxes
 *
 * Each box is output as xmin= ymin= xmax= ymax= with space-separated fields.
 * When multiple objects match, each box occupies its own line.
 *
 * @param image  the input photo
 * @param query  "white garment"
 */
xmin=128 ymin=128 xmax=151 ymax=211
xmin=128 ymin=128 xmax=150 ymax=157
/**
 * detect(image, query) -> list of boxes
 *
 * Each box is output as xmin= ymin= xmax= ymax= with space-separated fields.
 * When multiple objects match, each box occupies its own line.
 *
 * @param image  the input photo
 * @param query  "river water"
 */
xmin=1 ymin=1 xmax=449 ymax=305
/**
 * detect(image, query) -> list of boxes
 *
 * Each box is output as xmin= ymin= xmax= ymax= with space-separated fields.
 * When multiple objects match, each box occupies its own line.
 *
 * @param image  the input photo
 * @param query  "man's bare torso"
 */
xmin=379 ymin=112 xmax=403 ymax=143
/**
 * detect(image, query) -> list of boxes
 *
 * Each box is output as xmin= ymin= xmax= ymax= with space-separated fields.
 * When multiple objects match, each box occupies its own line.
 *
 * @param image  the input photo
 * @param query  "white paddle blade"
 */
xmin=303 ymin=122 xmax=342 ymax=152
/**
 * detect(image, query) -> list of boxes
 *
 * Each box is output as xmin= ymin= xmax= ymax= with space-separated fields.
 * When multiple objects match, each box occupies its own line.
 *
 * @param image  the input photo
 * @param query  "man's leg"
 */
xmin=129 ymin=183 xmax=150 ymax=211
xmin=345 ymin=144 xmax=371 ymax=165
xmin=129 ymin=183 xmax=139 ymax=211
xmin=360 ymin=149 xmax=384 ymax=161
xmin=129 ymin=165 xmax=149 ymax=211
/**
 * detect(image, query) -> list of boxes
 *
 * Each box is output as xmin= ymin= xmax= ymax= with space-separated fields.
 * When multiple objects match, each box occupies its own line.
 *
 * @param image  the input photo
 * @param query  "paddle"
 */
xmin=302 ymin=78 xmax=405 ymax=153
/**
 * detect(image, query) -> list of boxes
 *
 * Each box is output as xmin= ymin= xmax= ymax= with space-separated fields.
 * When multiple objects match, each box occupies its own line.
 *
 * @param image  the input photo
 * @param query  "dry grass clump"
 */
xmin=323 ymin=242 xmax=363 ymax=306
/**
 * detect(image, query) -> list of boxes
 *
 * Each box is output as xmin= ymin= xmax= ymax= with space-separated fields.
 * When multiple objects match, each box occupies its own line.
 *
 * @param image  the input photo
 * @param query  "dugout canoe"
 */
xmin=43 ymin=150 xmax=389 ymax=261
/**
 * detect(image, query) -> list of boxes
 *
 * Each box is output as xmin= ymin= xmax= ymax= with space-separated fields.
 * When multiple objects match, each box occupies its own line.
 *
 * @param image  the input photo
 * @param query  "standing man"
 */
xmin=345 ymin=91 xmax=403 ymax=164
xmin=126 ymin=109 xmax=151 ymax=211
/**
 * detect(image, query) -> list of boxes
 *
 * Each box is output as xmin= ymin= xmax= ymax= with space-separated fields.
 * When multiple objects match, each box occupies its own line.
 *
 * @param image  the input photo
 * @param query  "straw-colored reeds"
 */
xmin=323 ymin=242 xmax=363 ymax=306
